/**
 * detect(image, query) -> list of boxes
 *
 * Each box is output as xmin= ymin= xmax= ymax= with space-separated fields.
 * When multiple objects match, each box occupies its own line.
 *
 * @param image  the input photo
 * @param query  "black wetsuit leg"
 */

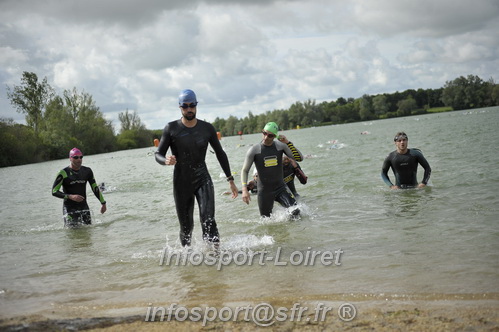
xmin=286 ymin=180 xmax=299 ymax=198
xmin=63 ymin=204 xmax=92 ymax=227
xmin=173 ymin=164 xmax=219 ymax=246
xmin=195 ymin=180 xmax=219 ymax=243
xmin=257 ymin=185 xmax=299 ymax=217
xmin=275 ymin=186 xmax=300 ymax=216
xmin=173 ymin=184 xmax=195 ymax=246
xmin=257 ymin=190 xmax=275 ymax=217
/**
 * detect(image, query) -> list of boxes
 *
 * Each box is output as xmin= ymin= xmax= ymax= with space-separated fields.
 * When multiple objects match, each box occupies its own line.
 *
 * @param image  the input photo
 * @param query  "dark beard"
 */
xmin=184 ymin=112 xmax=196 ymax=121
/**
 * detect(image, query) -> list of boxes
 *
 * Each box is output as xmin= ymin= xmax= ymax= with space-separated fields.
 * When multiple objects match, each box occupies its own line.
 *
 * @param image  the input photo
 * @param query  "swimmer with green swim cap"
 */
xmin=241 ymin=122 xmax=304 ymax=218
xmin=263 ymin=121 xmax=279 ymax=139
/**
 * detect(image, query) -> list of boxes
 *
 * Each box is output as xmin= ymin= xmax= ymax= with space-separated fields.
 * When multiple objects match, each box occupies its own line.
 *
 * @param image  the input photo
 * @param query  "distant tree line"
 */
xmin=212 ymin=74 xmax=499 ymax=136
xmin=1 ymin=72 xmax=498 ymax=167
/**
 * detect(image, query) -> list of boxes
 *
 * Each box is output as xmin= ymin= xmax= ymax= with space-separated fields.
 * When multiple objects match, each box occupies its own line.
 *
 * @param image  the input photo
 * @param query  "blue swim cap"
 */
xmin=178 ymin=89 xmax=197 ymax=104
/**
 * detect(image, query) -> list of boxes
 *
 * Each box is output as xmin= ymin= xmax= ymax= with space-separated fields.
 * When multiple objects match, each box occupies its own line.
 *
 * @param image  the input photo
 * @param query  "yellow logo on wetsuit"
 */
xmin=264 ymin=155 xmax=278 ymax=167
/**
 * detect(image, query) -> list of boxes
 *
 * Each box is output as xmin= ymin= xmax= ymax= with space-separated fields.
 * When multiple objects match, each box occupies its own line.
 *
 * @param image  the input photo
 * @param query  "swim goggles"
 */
xmin=394 ymin=134 xmax=408 ymax=141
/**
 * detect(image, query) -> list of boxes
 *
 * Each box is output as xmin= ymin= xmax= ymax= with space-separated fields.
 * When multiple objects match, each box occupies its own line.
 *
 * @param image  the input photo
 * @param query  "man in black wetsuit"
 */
xmin=241 ymin=122 xmax=303 ymax=217
xmin=381 ymin=132 xmax=432 ymax=189
xmin=155 ymin=89 xmax=238 ymax=247
xmin=52 ymin=148 xmax=107 ymax=227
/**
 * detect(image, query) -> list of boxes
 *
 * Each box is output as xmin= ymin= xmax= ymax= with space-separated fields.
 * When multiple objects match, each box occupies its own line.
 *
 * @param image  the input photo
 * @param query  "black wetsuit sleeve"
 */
xmin=414 ymin=150 xmax=432 ymax=184
xmin=381 ymin=154 xmax=394 ymax=186
xmin=208 ymin=124 xmax=232 ymax=177
xmin=286 ymin=141 xmax=303 ymax=161
xmin=88 ymin=169 xmax=106 ymax=204
xmin=52 ymin=169 xmax=68 ymax=200
xmin=277 ymin=141 xmax=296 ymax=161
xmin=294 ymin=164 xmax=307 ymax=184
xmin=155 ymin=123 xmax=172 ymax=165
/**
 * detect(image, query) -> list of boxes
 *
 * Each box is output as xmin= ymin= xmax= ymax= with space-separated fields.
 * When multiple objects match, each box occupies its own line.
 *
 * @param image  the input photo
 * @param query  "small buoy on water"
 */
xmin=153 ymin=138 xmax=159 ymax=147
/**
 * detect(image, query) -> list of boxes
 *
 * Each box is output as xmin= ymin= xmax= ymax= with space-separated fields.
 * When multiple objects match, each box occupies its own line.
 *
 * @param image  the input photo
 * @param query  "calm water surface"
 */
xmin=1 ymin=107 xmax=498 ymax=318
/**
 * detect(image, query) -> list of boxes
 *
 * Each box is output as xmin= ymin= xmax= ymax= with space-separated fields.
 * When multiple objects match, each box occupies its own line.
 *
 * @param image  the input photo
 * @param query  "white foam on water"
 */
xmin=229 ymin=201 xmax=314 ymax=225
xmin=221 ymin=234 xmax=275 ymax=251
xmin=132 ymin=233 xmax=277 ymax=264
xmin=130 ymin=250 xmax=163 ymax=260
xmin=26 ymin=222 xmax=64 ymax=233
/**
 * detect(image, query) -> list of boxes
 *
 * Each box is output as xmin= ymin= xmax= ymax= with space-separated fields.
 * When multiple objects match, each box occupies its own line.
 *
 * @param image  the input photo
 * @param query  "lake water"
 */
xmin=1 ymin=107 xmax=498 ymax=320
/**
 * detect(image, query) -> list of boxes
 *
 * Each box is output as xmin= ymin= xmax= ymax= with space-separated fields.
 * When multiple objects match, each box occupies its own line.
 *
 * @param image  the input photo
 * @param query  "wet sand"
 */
xmin=1 ymin=294 xmax=498 ymax=331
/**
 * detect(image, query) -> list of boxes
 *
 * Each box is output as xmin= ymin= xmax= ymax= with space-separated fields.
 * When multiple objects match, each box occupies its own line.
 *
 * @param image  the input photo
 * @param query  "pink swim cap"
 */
xmin=69 ymin=148 xmax=83 ymax=157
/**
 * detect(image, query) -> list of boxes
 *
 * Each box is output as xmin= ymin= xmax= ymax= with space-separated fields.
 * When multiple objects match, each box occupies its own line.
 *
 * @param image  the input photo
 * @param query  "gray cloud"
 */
xmin=1 ymin=0 xmax=498 ymax=130
xmin=352 ymin=0 xmax=499 ymax=37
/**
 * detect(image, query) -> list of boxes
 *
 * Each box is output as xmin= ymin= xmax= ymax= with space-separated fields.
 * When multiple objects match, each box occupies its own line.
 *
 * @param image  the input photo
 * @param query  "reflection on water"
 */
xmin=63 ymin=226 xmax=94 ymax=250
xmin=383 ymin=187 xmax=435 ymax=218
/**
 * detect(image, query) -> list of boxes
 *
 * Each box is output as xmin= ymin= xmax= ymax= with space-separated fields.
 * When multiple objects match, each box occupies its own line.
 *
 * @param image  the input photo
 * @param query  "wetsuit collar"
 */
xmin=262 ymin=137 xmax=275 ymax=147
xmin=181 ymin=117 xmax=197 ymax=128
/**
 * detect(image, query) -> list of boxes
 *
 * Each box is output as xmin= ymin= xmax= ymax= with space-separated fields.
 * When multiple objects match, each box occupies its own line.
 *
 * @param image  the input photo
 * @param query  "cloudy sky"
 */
xmin=1 ymin=0 xmax=498 ymax=131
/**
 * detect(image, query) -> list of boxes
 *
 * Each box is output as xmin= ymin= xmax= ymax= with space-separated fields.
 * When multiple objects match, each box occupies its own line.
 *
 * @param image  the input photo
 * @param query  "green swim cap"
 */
xmin=263 ymin=122 xmax=279 ymax=136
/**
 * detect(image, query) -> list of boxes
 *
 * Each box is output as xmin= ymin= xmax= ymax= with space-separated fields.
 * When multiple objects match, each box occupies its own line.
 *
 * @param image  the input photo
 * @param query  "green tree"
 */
xmin=396 ymin=96 xmax=417 ymax=116
xmin=40 ymin=96 xmax=80 ymax=159
xmin=302 ymin=99 xmax=322 ymax=126
xmin=492 ymin=84 xmax=499 ymax=106
xmin=372 ymin=95 xmax=390 ymax=116
xmin=60 ymin=88 xmax=116 ymax=154
xmin=117 ymin=109 xmax=150 ymax=149
xmin=442 ymin=75 xmax=489 ymax=110
xmin=0 ymin=118 xmax=38 ymax=166
xmin=256 ymin=113 xmax=268 ymax=132
xmin=119 ymin=109 xmax=146 ymax=132
xmin=246 ymin=111 xmax=258 ymax=133
xmin=276 ymin=111 xmax=289 ymax=130
xmin=224 ymin=115 xmax=239 ymax=136
xmin=117 ymin=130 xmax=140 ymax=149
xmin=336 ymin=97 xmax=347 ymax=106
xmin=288 ymin=101 xmax=305 ymax=128
xmin=358 ymin=94 xmax=375 ymax=120
xmin=336 ymin=102 xmax=359 ymax=123
xmin=212 ymin=117 xmax=227 ymax=134
xmin=6 ymin=71 xmax=54 ymax=135
xmin=322 ymin=100 xmax=339 ymax=124
xmin=427 ymin=88 xmax=445 ymax=109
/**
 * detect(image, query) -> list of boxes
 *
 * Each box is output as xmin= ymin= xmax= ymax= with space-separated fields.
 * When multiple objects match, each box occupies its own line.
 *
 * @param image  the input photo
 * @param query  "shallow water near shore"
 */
xmin=1 ymin=107 xmax=498 ymax=320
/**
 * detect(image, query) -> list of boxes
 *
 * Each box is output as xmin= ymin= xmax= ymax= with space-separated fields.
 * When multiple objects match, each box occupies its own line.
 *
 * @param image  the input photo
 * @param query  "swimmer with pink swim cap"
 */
xmin=52 ymin=147 xmax=107 ymax=227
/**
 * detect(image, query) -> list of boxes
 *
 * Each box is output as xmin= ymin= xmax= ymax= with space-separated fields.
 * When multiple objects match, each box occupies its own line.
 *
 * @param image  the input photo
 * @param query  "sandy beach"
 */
xmin=1 ymin=294 xmax=498 ymax=331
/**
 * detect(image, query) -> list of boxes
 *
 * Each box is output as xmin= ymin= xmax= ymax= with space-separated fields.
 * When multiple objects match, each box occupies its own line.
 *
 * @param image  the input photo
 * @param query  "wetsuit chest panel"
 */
xmin=255 ymin=144 xmax=285 ymax=190
xmin=168 ymin=120 xmax=220 ymax=190
xmin=390 ymin=150 xmax=419 ymax=186
xmin=170 ymin=121 xmax=211 ymax=166
xmin=62 ymin=166 xmax=93 ymax=207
